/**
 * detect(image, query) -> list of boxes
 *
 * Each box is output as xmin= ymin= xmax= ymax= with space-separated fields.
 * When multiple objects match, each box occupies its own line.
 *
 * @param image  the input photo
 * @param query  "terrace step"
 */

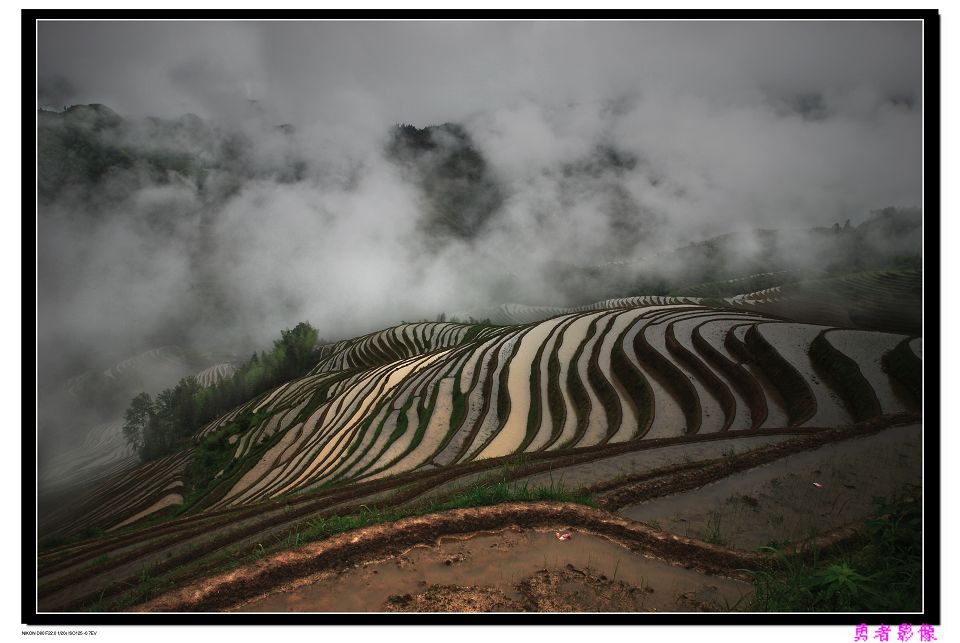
xmin=750 ymin=323 xmax=853 ymax=427
xmin=43 ymin=305 xmax=922 ymax=543
xmin=821 ymin=329 xmax=915 ymax=415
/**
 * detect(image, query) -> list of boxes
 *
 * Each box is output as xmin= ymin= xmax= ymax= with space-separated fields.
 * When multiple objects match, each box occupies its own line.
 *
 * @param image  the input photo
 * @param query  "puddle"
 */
xmin=619 ymin=423 xmax=920 ymax=549
xmin=235 ymin=528 xmax=751 ymax=612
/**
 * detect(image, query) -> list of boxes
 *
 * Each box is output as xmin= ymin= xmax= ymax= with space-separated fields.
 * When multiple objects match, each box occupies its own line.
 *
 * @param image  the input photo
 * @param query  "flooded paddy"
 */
xmin=478 ymin=318 xmax=566 ymax=460
xmin=824 ymin=329 xmax=914 ymax=414
xmin=755 ymin=323 xmax=853 ymax=427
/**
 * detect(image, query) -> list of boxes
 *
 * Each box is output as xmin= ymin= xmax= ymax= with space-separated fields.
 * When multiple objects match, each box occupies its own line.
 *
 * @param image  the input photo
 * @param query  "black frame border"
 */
xmin=22 ymin=7 xmax=941 ymax=627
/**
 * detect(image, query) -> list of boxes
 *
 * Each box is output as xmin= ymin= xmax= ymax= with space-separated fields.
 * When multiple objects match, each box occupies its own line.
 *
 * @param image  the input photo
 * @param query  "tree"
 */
xmin=169 ymin=377 xmax=202 ymax=439
xmin=122 ymin=321 xmax=324 ymax=463
xmin=122 ymin=392 xmax=154 ymax=456
xmin=274 ymin=322 xmax=319 ymax=380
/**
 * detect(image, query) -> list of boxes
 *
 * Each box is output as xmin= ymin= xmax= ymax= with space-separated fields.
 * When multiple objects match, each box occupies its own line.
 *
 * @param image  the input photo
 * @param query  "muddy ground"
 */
xmin=619 ymin=423 xmax=920 ymax=549
xmin=235 ymin=528 xmax=751 ymax=612
xmin=134 ymin=501 xmax=770 ymax=612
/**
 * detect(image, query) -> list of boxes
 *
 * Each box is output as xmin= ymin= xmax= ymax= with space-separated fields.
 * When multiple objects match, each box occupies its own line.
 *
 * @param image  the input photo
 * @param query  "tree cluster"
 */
xmin=123 ymin=322 xmax=321 ymax=462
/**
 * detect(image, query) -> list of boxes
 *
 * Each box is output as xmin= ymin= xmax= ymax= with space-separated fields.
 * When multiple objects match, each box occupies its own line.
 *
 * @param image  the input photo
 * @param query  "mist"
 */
xmin=36 ymin=20 xmax=922 ymax=473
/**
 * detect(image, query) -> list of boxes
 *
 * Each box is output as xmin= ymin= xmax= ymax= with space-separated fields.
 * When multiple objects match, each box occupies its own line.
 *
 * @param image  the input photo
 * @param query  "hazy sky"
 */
xmin=38 ymin=21 xmax=922 ymax=133
xmin=36 ymin=19 xmax=924 ymax=375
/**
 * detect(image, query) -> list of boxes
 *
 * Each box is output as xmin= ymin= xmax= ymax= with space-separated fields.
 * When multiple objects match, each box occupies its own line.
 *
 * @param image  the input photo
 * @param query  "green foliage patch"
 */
xmin=749 ymin=491 xmax=921 ymax=612
xmin=123 ymin=322 xmax=322 ymax=462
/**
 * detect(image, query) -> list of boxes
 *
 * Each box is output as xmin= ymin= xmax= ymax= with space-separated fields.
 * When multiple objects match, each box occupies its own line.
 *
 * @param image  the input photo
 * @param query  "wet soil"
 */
xmin=620 ymin=423 xmax=920 ymax=549
xmin=383 ymin=567 xmax=733 ymax=613
xmin=514 ymin=433 xmax=795 ymax=492
xmin=134 ymin=501 xmax=767 ymax=612
xmin=235 ymin=529 xmax=750 ymax=612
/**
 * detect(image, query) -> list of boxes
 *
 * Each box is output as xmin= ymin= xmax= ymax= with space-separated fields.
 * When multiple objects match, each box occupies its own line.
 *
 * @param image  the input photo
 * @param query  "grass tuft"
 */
xmin=747 ymin=490 xmax=921 ymax=612
xmin=295 ymin=479 xmax=595 ymax=545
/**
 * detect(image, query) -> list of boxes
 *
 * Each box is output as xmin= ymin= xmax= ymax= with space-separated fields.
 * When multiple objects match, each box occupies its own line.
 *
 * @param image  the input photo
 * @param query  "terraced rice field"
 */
xmin=38 ymin=421 xmax=137 ymax=491
xmin=619 ymin=422 xmax=920 ymax=549
xmin=751 ymin=323 xmax=853 ymax=427
xmin=195 ymin=362 xmax=236 ymax=387
xmin=41 ymin=354 xmax=243 ymax=495
xmin=494 ymin=270 xmax=921 ymax=336
xmin=910 ymin=337 xmax=922 ymax=359
xmin=821 ymin=330 xmax=915 ymax=415
xmin=734 ymin=270 xmax=922 ymax=334
xmin=36 ymin=303 xmax=923 ymax=613
xmin=63 ymin=346 xmax=192 ymax=397
xmin=496 ymin=296 xmax=702 ymax=325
